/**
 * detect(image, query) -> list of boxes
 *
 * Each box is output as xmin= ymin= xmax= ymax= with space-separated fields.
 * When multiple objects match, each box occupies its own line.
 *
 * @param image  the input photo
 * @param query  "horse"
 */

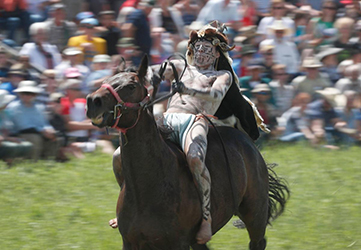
xmin=86 ymin=56 xmax=289 ymax=250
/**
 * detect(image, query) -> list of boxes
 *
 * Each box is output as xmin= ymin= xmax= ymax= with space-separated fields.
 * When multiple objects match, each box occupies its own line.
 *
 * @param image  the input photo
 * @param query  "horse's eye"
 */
xmin=127 ymin=84 xmax=136 ymax=91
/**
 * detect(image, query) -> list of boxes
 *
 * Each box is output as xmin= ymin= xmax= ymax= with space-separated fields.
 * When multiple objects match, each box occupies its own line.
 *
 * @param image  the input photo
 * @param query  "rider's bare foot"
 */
xmin=196 ymin=218 xmax=212 ymax=244
xmin=109 ymin=218 xmax=118 ymax=228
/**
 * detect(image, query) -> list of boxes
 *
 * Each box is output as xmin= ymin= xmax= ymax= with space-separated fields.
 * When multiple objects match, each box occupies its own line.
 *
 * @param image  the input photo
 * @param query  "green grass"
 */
xmin=1 ymin=144 xmax=360 ymax=249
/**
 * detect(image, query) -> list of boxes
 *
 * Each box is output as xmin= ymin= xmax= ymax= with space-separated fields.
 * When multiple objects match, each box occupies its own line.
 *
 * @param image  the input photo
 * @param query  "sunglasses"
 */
xmin=69 ymin=88 xmax=81 ymax=91
xmin=273 ymin=7 xmax=284 ymax=10
xmin=275 ymin=73 xmax=287 ymax=76
xmin=255 ymin=91 xmax=270 ymax=95
xmin=323 ymin=6 xmax=336 ymax=10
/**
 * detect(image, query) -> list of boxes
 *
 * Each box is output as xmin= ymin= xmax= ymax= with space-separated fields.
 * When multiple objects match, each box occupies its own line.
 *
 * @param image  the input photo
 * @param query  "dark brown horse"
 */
xmin=86 ymin=56 xmax=289 ymax=250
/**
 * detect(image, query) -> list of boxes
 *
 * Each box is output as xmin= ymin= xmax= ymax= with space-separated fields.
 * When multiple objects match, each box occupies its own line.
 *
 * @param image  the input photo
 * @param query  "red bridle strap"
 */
xmin=101 ymin=83 xmax=150 ymax=133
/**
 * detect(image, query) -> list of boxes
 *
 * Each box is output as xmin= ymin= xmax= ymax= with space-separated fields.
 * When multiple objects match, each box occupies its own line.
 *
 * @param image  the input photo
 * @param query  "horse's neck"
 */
xmin=120 ymin=111 xmax=177 ymax=205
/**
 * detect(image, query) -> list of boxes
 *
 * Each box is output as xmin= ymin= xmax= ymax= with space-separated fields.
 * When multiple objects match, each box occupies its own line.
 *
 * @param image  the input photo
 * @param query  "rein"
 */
xmin=101 ymin=83 xmax=150 ymax=134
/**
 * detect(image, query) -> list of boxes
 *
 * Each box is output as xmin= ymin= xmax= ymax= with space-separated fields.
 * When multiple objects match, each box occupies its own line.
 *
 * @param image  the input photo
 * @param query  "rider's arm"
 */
xmin=180 ymin=72 xmax=232 ymax=102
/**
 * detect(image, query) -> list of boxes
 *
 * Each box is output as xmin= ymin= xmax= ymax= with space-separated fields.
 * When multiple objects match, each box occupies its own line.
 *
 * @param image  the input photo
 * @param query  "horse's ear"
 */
xmin=138 ymin=55 xmax=148 ymax=80
xmin=114 ymin=57 xmax=126 ymax=75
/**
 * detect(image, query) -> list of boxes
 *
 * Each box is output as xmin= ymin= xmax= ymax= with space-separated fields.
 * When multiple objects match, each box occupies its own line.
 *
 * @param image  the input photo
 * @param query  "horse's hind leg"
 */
xmin=191 ymin=243 xmax=209 ymax=250
xmin=238 ymin=191 xmax=268 ymax=249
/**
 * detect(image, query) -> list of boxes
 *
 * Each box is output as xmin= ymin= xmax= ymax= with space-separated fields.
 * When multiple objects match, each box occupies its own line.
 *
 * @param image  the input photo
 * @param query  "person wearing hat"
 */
xmin=233 ymin=44 xmax=257 ymax=77
xmin=0 ymin=65 xmax=27 ymax=95
xmin=259 ymin=44 xmax=276 ymax=79
xmin=67 ymin=18 xmax=107 ymax=67
xmin=291 ymin=56 xmax=332 ymax=98
xmin=316 ymin=45 xmax=343 ymax=84
xmin=259 ymin=20 xmax=300 ymax=76
xmin=44 ymin=3 xmax=77 ymax=51
xmin=98 ymin=10 xmax=121 ymax=56
xmin=0 ymin=89 xmax=33 ymax=165
xmin=333 ymin=17 xmax=355 ymax=62
xmin=85 ymin=54 xmax=112 ymax=93
xmin=6 ymin=80 xmax=58 ymax=160
xmin=0 ymin=48 xmax=11 ymax=82
xmin=116 ymin=37 xmax=141 ymax=67
xmin=239 ymin=59 xmax=272 ymax=101
xmin=257 ymin=0 xmax=295 ymax=41
xmin=55 ymin=47 xmax=90 ymax=81
xmin=307 ymin=87 xmax=346 ymax=148
xmin=121 ymin=0 xmax=153 ymax=66
xmin=19 ymin=22 xmax=62 ymax=70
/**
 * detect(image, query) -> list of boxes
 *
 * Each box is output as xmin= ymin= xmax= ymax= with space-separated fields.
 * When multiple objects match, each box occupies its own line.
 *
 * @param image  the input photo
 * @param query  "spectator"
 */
xmin=308 ymin=0 xmax=338 ymax=47
xmin=67 ymin=18 xmax=107 ymax=67
xmin=37 ymin=69 xmax=60 ymax=104
xmin=44 ymin=3 xmax=77 ymax=51
xmin=239 ymin=59 xmax=272 ymax=100
xmin=149 ymin=0 xmax=186 ymax=44
xmin=239 ymin=0 xmax=258 ymax=26
xmin=292 ymin=56 xmax=331 ymax=98
xmin=251 ymin=84 xmax=278 ymax=143
xmin=0 ymin=89 xmax=32 ymax=165
xmin=257 ymin=0 xmax=295 ymax=41
xmin=173 ymin=0 xmax=200 ymax=26
xmin=121 ymin=0 xmax=153 ymax=66
xmin=259 ymin=44 xmax=276 ymax=79
xmin=98 ymin=10 xmax=122 ymax=56
xmin=334 ymin=90 xmax=361 ymax=146
xmin=333 ymin=17 xmax=355 ymax=61
xmin=7 ymin=80 xmax=59 ymax=160
xmin=86 ymin=54 xmax=112 ymax=93
xmin=116 ymin=37 xmax=141 ymax=68
xmin=293 ymin=10 xmax=311 ymax=51
xmin=316 ymin=45 xmax=343 ymax=84
xmin=19 ymin=22 xmax=62 ymax=70
xmin=0 ymin=0 xmax=31 ymax=42
xmin=232 ymin=44 xmax=257 ymax=77
xmin=0 ymin=66 xmax=26 ymax=95
xmin=269 ymin=64 xmax=294 ymax=115
xmin=307 ymin=87 xmax=345 ymax=148
xmin=277 ymin=92 xmax=318 ymax=144
xmin=260 ymin=20 xmax=300 ymax=76
xmin=55 ymin=47 xmax=90 ymax=80
xmin=335 ymin=64 xmax=361 ymax=93
xmin=196 ymin=0 xmax=242 ymax=31
xmin=149 ymin=27 xmax=174 ymax=64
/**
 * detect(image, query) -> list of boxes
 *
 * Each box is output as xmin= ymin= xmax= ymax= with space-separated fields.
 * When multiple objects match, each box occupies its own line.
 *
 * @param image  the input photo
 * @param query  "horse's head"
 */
xmin=86 ymin=56 xmax=150 ymax=130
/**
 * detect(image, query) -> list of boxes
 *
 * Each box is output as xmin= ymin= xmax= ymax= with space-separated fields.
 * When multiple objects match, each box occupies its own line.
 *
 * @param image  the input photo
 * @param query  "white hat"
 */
xmin=316 ymin=45 xmax=343 ymax=61
xmin=93 ymin=54 xmax=111 ymax=63
xmin=14 ymin=80 xmax=41 ymax=94
xmin=61 ymin=79 xmax=81 ymax=90
xmin=316 ymin=88 xmax=347 ymax=107
xmin=268 ymin=20 xmax=291 ymax=36
xmin=302 ymin=56 xmax=323 ymax=68
xmin=63 ymin=47 xmax=82 ymax=56
xmin=0 ymin=89 xmax=16 ymax=108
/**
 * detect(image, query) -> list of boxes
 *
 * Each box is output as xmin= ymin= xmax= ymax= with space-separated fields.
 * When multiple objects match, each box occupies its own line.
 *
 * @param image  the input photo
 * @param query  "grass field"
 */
xmin=0 ymin=144 xmax=360 ymax=250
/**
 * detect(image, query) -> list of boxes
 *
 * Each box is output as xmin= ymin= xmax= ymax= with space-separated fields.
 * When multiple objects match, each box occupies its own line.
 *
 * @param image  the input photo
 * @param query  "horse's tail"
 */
xmin=267 ymin=163 xmax=290 ymax=225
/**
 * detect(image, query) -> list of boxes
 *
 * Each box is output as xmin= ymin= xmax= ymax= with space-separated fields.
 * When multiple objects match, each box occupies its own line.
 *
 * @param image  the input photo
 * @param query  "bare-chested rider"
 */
xmin=110 ymin=21 xmax=265 ymax=245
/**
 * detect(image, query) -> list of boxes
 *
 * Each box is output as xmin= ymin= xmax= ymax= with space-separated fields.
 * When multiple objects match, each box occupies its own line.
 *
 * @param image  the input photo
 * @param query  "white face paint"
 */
xmin=193 ymin=40 xmax=218 ymax=70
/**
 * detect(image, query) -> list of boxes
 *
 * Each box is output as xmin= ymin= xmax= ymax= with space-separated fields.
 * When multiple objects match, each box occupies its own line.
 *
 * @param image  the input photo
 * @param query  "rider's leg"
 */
xmin=109 ymin=147 xmax=123 ymax=228
xmin=184 ymin=118 xmax=212 ymax=244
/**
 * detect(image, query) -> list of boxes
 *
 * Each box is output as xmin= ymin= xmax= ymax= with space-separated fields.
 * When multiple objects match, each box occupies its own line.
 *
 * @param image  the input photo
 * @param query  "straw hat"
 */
xmin=316 ymin=45 xmax=343 ymax=61
xmin=268 ymin=20 xmax=292 ymax=36
xmin=236 ymin=25 xmax=258 ymax=43
xmin=14 ymin=80 xmax=41 ymax=94
xmin=316 ymin=87 xmax=347 ymax=107
xmin=0 ymin=90 xmax=16 ymax=108
xmin=93 ymin=54 xmax=111 ymax=63
xmin=251 ymin=84 xmax=271 ymax=93
xmin=302 ymin=56 xmax=323 ymax=68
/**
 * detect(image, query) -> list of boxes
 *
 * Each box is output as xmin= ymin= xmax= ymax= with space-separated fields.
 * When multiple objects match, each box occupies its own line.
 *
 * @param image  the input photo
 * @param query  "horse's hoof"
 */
xmin=109 ymin=218 xmax=118 ymax=229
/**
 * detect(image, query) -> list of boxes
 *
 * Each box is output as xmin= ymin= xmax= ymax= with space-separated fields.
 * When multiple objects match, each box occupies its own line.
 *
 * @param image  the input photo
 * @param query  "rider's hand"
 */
xmin=151 ymin=72 xmax=162 ymax=87
xmin=172 ymin=81 xmax=193 ymax=95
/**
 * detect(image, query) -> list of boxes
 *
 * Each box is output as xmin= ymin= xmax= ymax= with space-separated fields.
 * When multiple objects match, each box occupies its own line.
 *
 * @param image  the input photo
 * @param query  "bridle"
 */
xmin=101 ymin=77 xmax=150 ymax=134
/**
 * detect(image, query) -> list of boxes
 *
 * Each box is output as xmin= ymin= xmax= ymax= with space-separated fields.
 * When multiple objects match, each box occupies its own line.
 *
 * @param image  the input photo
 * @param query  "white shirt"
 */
xmin=260 ymin=38 xmax=300 ymax=74
xmin=257 ymin=16 xmax=295 ymax=40
xmin=196 ymin=0 xmax=242 ymax=24
xmin=19 ymin=43 xmax=61 ymax=71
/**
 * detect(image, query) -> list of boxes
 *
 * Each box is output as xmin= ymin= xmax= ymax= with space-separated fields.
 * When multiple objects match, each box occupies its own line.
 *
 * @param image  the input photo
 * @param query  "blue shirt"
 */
xmin=0 ymin=82 xmax=16 ymax=95
xmin=6 ymin=100 xmax=53 ymax=134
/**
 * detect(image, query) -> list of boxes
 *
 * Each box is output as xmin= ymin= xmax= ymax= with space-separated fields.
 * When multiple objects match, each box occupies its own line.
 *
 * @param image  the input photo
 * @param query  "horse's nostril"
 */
xmin=94 ymin=97 xmax=102 ymax=107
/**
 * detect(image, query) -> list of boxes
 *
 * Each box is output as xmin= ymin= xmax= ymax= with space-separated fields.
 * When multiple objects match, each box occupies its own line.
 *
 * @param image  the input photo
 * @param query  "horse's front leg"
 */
xmin=109 ymin=147 xmax=123 ymax=229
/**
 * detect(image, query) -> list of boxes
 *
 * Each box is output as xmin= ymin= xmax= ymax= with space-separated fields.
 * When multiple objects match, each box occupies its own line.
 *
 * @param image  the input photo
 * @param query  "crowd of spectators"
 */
xmin=1 ymin=0 xmax=361 ymax=165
